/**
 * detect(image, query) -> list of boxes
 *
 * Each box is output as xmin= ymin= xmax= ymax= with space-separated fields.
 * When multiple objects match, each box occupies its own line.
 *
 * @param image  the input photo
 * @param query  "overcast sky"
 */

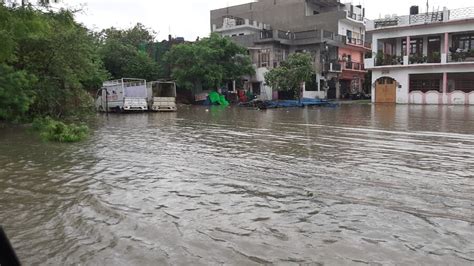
xmin=66 ymin=0 xmax=469 ymax=41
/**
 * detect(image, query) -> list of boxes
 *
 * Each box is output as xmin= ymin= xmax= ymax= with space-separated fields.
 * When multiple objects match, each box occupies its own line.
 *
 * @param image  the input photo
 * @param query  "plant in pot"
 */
xmin=376 ymin=52 xmax=384 ymax=66
xmin=468 ymin=49 xmax=474 ymax=58
xmin=383 ymin=54 xmax=393 ymax=65
xmin=428 ymin=52 xmax=441 ymax=63
xmin=396 ymin=55 xmax=404 ymax=65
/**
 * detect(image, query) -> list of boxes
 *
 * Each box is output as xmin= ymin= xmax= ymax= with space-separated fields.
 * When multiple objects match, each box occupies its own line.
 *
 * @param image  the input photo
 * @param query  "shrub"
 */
xmin=32 ymin=117 xmax=89 ymax=143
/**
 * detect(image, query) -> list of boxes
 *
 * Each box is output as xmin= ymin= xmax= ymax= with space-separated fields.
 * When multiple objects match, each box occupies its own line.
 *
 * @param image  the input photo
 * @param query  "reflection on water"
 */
xmin=0 ymin=105 xmax=473 ymax=265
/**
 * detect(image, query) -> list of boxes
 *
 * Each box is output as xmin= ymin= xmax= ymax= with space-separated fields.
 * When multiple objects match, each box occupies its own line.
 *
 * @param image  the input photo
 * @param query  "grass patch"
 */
xmin=32 ymin=117 xmax=89 ymax=143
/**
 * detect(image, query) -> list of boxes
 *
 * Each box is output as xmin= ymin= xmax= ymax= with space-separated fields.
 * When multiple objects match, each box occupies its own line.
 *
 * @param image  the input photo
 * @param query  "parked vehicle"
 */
xmin=95 ymin=78 xmax=148 ymax=112
xmin=147 ymin=81 xmax=177 ymax=112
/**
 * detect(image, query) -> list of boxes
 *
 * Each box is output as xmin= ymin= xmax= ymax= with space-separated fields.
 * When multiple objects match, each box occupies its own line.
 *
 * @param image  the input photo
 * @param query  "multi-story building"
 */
xmin=365 ymin=6 xmax=474 ymax=105
xmin=210 ymin=0 xmax=370 ymax=100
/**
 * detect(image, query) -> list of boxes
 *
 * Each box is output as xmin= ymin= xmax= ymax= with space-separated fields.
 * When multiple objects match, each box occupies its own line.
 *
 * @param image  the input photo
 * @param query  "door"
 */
xmin=375 ymin=78 xmax=397 ymax=103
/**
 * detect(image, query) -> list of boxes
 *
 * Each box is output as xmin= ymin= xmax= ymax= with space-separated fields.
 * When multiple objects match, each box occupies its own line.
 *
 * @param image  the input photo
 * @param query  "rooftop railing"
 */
xmin=347 ymin=12 xmax=364 ymax=22
xmin=371 ymin=6 xmax=474 ymax=30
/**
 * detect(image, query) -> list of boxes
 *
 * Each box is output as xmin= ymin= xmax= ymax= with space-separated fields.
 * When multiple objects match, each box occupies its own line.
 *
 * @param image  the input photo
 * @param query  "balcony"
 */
xmin=212 ymin=17 xmax=266 ymax=33
xmin=257 ymin=29 xmax=345 ymax=46
xmin=448 ymin=48 xmax=474 ymax=63
xmin=343 ymin=61 xmax=365 ymax=71
xmin=347 ymin=11 xmax=364 ymax=22
xmin=369 ymin=6 xmax=474 ymax=30
xmin=345 ymin=37 xmax=372 ymax=50
xmin=324 ymin=61 xmax=342 ymax=73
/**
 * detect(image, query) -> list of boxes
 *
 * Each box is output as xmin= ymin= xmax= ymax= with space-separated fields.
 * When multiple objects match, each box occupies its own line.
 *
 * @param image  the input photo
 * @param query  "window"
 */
xmin=258 ymin=49 xmax=271 ymax=68
xmin=402 ymin=38 xmax=424 ymax=56
xmin=448 ymin=73 xmax=474 ymax=93
xmin=409 ymin=74 xmax=442 ymax=93
xmin=306 ymin=74 xmax=319 ymax=91
xmin=452 ymin=34 xmax=474 ymax=50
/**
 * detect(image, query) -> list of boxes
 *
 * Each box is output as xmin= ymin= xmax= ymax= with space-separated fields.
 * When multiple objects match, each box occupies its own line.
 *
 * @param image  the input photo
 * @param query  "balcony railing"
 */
xmin=347 ymin=12 xmax=364 ymax=22
xmin=325 ymin=61 xmax=342 ymax=72
xmin=343 ymin=61 xmax=365 ymax=71
xmin=448 ymin=49 xmax=474 ymax=63
xmin=375 ymin=54 xmax=404 ymax=66
xmin=258 ymin=29 xmax=345 ymax=45
xmin=370 ymin=7 xmax=474 ymax=30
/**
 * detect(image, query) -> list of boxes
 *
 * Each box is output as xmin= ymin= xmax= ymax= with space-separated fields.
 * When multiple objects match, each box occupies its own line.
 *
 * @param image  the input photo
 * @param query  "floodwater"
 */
xmin=0 ymin=104 xmax=473 ymax=265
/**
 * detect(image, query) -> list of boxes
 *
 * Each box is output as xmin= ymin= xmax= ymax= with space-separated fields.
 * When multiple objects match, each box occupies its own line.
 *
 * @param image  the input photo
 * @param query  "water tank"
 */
xmin=410 ymin=6 xmax=419 ymax=15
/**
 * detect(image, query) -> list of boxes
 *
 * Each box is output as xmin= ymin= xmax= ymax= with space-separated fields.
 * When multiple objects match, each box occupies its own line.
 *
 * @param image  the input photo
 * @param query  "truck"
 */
xmin=95 ymin=78 xmax=148 ymax=112
xmin=147 ymin=81 xmax=177 ymax=112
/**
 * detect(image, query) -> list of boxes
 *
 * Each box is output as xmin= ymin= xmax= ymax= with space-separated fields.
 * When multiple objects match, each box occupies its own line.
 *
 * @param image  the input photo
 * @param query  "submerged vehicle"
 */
xmin=147 ymin=81 xmax=177 ymax=112
xmin=95 ymin=78 xmax=148 ymax=112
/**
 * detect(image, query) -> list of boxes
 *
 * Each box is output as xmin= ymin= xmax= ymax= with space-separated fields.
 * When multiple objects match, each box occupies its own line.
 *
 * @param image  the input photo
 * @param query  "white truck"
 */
xmin=147 ymin=81 xmax=177 ymax=112
xmin=96 ymin=78 xmax=148 ymax=112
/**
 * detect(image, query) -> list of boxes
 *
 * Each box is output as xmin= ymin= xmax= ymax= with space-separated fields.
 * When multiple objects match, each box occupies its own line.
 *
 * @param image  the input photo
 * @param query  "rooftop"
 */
xmin=368 ymin=6 xmax=474 ymax=31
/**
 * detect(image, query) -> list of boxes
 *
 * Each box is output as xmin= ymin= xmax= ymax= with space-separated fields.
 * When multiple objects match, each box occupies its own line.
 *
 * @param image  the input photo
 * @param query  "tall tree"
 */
xmin=0 ymin=5 xmax=108 ymax=120
xmin=165 ymin=33 xmax=254 ymax=92
xmin=264 ymin=53 xmax=315 ymax=100
xmin=99 ymin=23 xmax=162 ymax=81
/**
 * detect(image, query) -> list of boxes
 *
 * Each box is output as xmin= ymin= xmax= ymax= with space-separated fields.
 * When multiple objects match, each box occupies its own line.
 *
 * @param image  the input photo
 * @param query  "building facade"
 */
xmin=210 ymin=0 xmax=370 ymax=100
xmin=365 ymin=6 xmax=474 ymax=105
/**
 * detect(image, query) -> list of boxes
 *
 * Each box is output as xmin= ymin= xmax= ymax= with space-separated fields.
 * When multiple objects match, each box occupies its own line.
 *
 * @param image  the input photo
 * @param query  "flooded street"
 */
xmin=1 ymin=104 xmax=473 ymax=265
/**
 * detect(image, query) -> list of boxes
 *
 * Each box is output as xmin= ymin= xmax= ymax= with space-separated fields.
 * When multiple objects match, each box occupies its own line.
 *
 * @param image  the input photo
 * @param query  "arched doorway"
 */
xmin=375 ymin=77 xmax=397 ymax=103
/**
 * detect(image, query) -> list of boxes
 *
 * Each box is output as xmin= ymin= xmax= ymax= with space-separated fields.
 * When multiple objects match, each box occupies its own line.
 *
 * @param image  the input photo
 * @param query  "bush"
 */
xmin=32 ymin=117 xmax=89 ymax=143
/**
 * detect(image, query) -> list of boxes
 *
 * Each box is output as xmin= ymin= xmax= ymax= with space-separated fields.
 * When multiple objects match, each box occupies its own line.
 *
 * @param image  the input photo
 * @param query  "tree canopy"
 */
xmin=98 ymin=23 xmax=163 ymax=81
xmin=165 ymin=33 xmax=255 ymax=92
xmin=264 ymin=53 xmax=315 ymax=99
xmin=0 ymin=5 xmax=108 ymax=120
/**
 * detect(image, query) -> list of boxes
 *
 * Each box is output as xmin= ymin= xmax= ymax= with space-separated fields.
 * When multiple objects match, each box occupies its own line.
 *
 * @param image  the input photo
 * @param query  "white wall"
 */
xmin=371 ymin=22 xmax=474 ymax=41
xmin=338 ymin=21 xmax=365 ymax=38
xmin=371 ymin=64 xmax=474 ymax=105
xmin=255 ymin=67 xmax=273 ymax=100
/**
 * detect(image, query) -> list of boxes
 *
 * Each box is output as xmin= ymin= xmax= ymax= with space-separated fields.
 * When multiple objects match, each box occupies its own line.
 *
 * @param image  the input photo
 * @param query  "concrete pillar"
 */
xmin=406 ymin=36 xmax=410 ymax=56
xmin=423 ymin=36 xmax=428 ymax=57
xmin=396 ymin=38 xmax=402 ymax=56
xmin=232 ymin=80 xmax=236 ymax=92
xmin=336 ymin=80 xmax=341 ymax=99
xmin=443 ymin=72 xmax=448 ymax=104
xmin=442 ymin=32 xmax=449 ymax=63
xmin=316 ymin=73 xmax=321 ymax=98
xmin=444 ymin=32 xmax=449 ymax=54
xmin=443 ymin=72 xmax=448 ymax=94
xmin=443 ymin=7 xmax=449 ymax=21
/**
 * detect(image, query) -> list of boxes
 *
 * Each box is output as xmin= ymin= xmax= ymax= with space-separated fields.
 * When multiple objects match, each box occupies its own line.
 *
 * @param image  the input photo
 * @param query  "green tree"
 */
xmin=165 ymin=33 xmax=254 ymax=92
xmin=0 ymin=5 xmax=108 ymax=120
xmin=264 ymin=53 xmax=314 ymax=100
xmin=0 ymin=64 xmax=36 ymax=121
xmin=99 ymin=23 xmax=162 ymax=80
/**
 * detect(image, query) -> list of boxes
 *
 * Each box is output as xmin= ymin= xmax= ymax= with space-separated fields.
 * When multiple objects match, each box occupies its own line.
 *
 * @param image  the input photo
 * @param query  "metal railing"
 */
xmin=258 ymin=29 xmax=345 ymax=44
xmin=293 ymin=30 xmax=320 ymax=40
xmin=346 ymin=37 xmax=364 ymax=46
xmin=448 ymin=50 xmax=474 ymax=63
xmin=347 ymin=12 xmax=364 ymax=22
xmin=372 ymin=7 xmax=474 ymax=29
xmin=325 ymin=61 xmax=342 ymax=72
xmin=449 ymin=6 xmax=474 ymax=20
xmin=344 ymin=61 xmax=365 ymax=71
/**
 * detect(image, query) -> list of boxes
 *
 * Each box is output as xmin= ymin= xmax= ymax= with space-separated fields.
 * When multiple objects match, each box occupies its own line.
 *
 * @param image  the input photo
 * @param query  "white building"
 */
xmin=365 ymin=6 xmax=474 ymax=105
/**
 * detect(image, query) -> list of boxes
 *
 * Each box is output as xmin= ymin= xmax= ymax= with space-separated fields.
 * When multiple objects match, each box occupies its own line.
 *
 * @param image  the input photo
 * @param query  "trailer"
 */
xmin=147 ymin=81 xmax=177 ymax=112
xmin=95 ymin=78 xmax=148 ymax=112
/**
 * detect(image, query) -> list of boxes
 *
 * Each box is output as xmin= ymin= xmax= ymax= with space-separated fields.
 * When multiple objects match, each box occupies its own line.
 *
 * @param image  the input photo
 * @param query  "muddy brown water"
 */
xmin=0 ymin=104 xmax=473 ymax=265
